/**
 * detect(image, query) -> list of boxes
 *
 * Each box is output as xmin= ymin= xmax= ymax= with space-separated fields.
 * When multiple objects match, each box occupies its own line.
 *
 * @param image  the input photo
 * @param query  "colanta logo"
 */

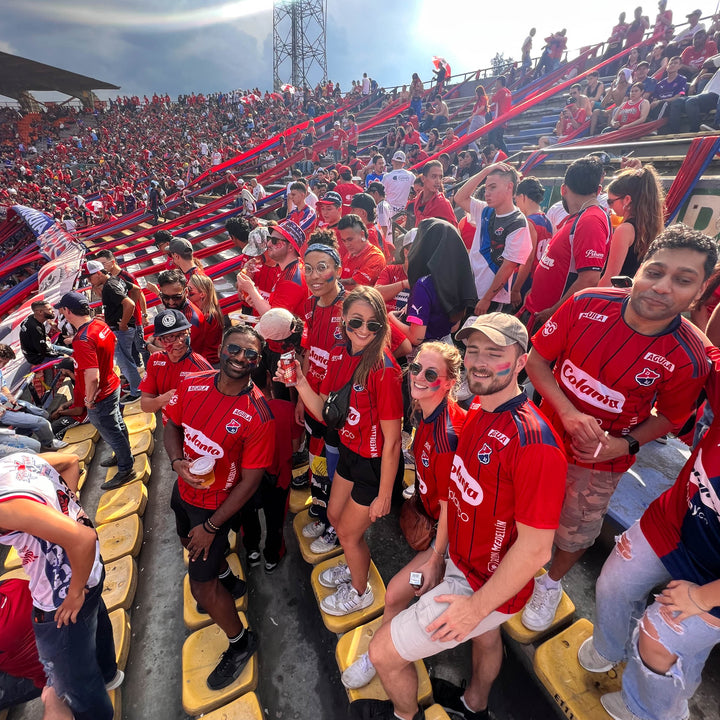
xmin=560 ymin=359 xmax=625 ymax=413
xmin=182 ymin=425 xmax=224 ymax=457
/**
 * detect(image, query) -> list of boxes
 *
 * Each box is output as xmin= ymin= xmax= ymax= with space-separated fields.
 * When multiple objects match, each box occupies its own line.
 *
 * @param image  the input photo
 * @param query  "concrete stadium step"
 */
xmin=102 ymin=555 xmax=138 ymax=613
xmin=198 ymin=692 xmax=264 ymax=720
xmin=181 ymin=614 xmax=258 ymax=716
xmin=109 ymin=607 xmax=131 ymax=672
xmin=103 ymin=453 xmax=152 ymax=486
xmin=335 ymin=616 xmax=433 ymax=704
xmin=293 ymin=508 xmax=342 ymax=565
xmin=310 ymin=554 xmax=386 ymax=634
xmin=96 ymin=480 xmax=149 ymax=524
xmin=97 ymin=513 xmax=143 ymax=562
xmin=534 ymin=619 xmax=625 ymax=720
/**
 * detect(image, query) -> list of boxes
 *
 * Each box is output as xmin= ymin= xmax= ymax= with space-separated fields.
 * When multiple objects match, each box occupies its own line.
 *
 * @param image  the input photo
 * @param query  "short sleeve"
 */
xmin=373 ymin=362 xmax=403 ymax=421
xmin=530 ymin=294 xmax=575 ymax=362
xmin=271 ymin=280 xmax=307 ymax=316
xmin=572 ymin=212 xmax=609 ymax=272
xmin=138 ymin=355 xmax=160 ymax=395
xmin=501 ymin=226 xmax=533 ymax=265
xmin=164 ymin=383 xmax=184 ymax=427
xmin=430 ymin=451 xmax=454 ymax=501
xmin=406 ymin=279 xmax=432 ymax=326
xmin=513 ymin=444 xmax=568 ymax=529
xmin=241 ymin=416 xmax=276 ymax=469
xmin=73 ymin=337 xmax=99 ymax=371
xmin=353 ymin=252 xmax=386 ymax=287
xmin=469 ymin=197 xmax=488 ymax=226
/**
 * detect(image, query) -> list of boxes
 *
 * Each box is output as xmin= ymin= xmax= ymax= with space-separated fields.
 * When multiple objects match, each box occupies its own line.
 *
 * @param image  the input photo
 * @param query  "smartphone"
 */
xmin=611 ymin=276 xmax=633 ymax=289
xmin=409 ymin=571 xmax=423 ymax=588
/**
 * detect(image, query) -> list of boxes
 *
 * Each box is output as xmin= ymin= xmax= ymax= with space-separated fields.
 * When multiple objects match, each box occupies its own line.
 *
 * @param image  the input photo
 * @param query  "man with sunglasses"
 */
xmin=165 ymin=326 xmax=275 ymax=691
xmin=138 ymin=309 xmax=212 ymax=425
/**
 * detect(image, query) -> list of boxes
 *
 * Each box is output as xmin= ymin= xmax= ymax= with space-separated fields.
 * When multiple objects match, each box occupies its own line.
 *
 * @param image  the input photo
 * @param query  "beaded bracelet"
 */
xmin=203 ymin=520 xmax=218 ymax=534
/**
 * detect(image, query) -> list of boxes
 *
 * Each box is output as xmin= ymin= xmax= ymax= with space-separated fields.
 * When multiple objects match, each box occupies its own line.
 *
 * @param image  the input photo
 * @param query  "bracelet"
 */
xmin=688 ymin=583 xmax=711 ymax=613
xmin=432 ymin=546 xmax=445 ymax=558
xmin=203 ymin=520 xmax=218 ymax=534
xmin=170 ymin=458 xmax=183 ymax=468
xmin=206 ymin=518 xmax=221 ymax=532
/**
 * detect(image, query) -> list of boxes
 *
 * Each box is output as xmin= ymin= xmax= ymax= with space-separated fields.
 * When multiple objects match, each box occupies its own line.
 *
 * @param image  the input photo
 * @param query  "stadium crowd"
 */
xmin=3 ymin=7 xmax=720 ymax=720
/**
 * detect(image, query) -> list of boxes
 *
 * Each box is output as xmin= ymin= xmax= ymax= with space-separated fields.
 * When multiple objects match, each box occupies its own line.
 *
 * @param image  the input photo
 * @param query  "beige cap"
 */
xmin=456 ymin=312 xmax=528 ymax=351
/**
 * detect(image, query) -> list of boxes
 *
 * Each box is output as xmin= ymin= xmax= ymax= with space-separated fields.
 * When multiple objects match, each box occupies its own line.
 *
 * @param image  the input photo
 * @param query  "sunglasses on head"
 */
xmin=346 ymin=318 xmax=383 ymax=333
xmin=408 ymin=362 xmax=445 ymax=383
xmin=225 ymin=345 xmax=260 ymax=360
xmin=160 ymin=292 xmax=185 ymax=302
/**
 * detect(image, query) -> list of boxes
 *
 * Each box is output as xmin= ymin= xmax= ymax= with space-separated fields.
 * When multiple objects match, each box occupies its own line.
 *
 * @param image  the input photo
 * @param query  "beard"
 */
xmin=467 ymin=365 xmax=517 ymax=397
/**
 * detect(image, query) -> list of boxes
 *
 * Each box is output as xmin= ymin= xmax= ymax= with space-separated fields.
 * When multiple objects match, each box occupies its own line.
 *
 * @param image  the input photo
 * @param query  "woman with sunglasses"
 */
xmin=188 ymin=273 xmax=226 ymax=365
xmin=276 ymin=286 xmax=403 ymax=616
xmin=342 ymin=341 xmax=466 ymax=689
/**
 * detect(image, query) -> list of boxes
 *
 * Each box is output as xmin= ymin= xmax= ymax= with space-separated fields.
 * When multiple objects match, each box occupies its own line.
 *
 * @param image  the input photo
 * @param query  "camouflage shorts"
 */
xmin=554 ymin=464 xmax=623 ymax=553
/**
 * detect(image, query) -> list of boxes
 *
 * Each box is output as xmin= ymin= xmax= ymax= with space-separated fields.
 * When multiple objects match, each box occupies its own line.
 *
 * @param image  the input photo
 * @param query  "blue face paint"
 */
xmin=495 ymin=362 xmax=512 ymax=377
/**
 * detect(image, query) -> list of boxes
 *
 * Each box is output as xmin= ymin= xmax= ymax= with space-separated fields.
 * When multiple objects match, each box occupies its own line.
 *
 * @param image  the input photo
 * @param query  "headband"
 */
xmin=305 ymin=243 xmax=341 ymax=267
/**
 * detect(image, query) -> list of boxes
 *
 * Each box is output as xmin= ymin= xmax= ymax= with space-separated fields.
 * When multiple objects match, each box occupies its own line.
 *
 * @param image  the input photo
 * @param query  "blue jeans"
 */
xmin=32 ymin=579 xmax=116 ymax=720
xmin=86 ymin=388 xmax=133 ymax=472
xmin=0 ymin=431 xmax=41 ymax=458
xmin=113 ymin=328 xmax=141 ymax=395
xmin=593 ymin=522 xmax=720 ymax=720
xmin=0 ymin=405 xmax=54 ymax=447
xmin=0 ymin=672 xmax=40 ymax=710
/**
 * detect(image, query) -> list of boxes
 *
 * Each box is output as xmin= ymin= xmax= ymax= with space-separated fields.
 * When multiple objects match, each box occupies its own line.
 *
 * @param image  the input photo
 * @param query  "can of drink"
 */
xmin=279 ymin=350 xmax=297 ymax=386
xmin=189 ymin=456 xmax=216 ymax=488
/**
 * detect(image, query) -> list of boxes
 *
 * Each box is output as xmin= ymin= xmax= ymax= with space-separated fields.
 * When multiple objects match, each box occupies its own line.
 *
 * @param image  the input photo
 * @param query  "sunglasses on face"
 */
xmin=346 ymin=318 xmax=383 ymax=333
xmin=408 ymin=362 xmax=445 ymax=383
xmin=225 ymin=345 xmax=260 ymax=360
xmin=160 ymin=292 xmax=185 ymax=302
xmin=268 ymin=235 xmax=286 ymax=245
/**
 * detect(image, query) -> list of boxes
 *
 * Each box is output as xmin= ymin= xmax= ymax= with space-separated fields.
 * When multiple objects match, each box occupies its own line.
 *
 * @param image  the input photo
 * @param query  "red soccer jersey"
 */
xmin=414 ymin=399 xmax=466 ymax=519
xmin=448 ymin=394 xmax=567 ymax=613
xmin=138 ymin=349 xmax=213 ymax=424
xmin=320 ymin=346 xmax=403 ymax=458
xmin=376 ymin=264 xmax=409 ymax=313
xmin=72 ymin=318 xmax=120 ymax=404
xmin=267 ymin=260 xmax=309 ymax=353
xmin=301 ymin=290 xmax=345 ymax=396
xmin=532 ymin=288 xmax=711 ymax=472
xmin=341 ymin=243 xmax=386 ymax=287
xmin=334 ymin=182 xmax=363 ymax=215
xmin=177 ymin=300 xmax=212 ymax=362
xmin=491 ymin=87 xmax=512 ymax=119
xmin=267 ymin=397 xmax=304 ymax=490
xmin=525 ymin=206 xmax=611 ymax=315
xmin=413 ymin=192 xmax=458 ymax=227
xmin=165 ymin=371 xmax=275 ymax=510
xmin=202 ymin=313 xmax=223 ymax=365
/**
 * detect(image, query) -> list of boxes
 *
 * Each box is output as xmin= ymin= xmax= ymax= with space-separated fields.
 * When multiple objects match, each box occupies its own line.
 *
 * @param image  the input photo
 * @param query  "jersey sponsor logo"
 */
xmin=542 ymin=320 xmax=557 ymax=336
xmin=98 ymin=327 xmax=111 ymax=339
xmin=477 ymin=443 xmax=493 ymax=464
xmin=346 ymin=407 xmax=360 ymax=426
xmin=188 ymin=385 xmax=210 ymax=391
xmin=334 ymin=327 xmax=344 ymax=340
xmin=643 ymin=352 xmax=675 ymax=372
xmin=450 ymin=455 xmax=483 ymax=506
xmin=182 ymin=425 xmax=224 ymax=457
xmin=353 ymin=384 xmax=364 ymax=392
xmin=19 ymin=547 xmax=39 ymax=566
xmin=488 ymin=429 xmax=510 ymax=446
xmin=469 ymin=402 xmax=481 ymax=411
xmin=560 ymin=359 xmax=625 ymax=412
xmin=226 ymin=419 xmax=241 ymax=434
xmin=578 ymin=311 xmax=608 ymax=322
xmin=309 ymin=346 xmax=329 ymax=370
xmin=168 ymin=394 xmax=178 ymax=405
xmin=154 ymin=360 xmax=167 ymax=366
xmin=447 ymin=488 xmax=470 ymax=522
xmin=585 ymin=249 xmax=605 ymax=260
xmin=635 ymin=367 xmax=661 ymax=387
xmin=488 ymin=519 xmax=507 ymax=573
xmin=539 ymin=255 xmax=555 ymax=269
xmin=421 ymin=450 xmax=430 ymax=468
xmin=232 ymin=408 xmax=253 ymax=422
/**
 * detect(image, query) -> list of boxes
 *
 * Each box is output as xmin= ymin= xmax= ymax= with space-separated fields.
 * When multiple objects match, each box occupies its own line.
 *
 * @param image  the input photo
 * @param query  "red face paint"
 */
xmin=495 ymin=362 xmax=512 ymax=377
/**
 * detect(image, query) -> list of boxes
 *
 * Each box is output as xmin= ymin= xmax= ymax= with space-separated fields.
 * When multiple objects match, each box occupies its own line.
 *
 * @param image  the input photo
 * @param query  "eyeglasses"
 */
xmin=346 ymin=318 xmax=384 ymax=333
xmin=225 ymin=345 xmax=260 ymax=360
xmin=305 ymin=261 xmax=334 ymax=275
xmin=268 ymin=235 xmax=286 ymax=245
xmin=157 ymin=331 xmax=188 ymax=345
xmin=408 ymin=362 xmax=446 ymax=383
xmin=160 ymin=292 xmax=185 ymax=302
xmin=607 ymin=196 xmax=623 ymax=206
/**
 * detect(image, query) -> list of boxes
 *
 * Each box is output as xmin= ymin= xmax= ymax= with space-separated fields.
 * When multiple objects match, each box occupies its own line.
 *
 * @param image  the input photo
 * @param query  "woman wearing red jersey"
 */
xmin=342 ymin=341 xmax=466 ymax=689
xmin=607 ymin=83 xmax=650 ymax=131
xmin=188 ymin=273 xmax=225 ymax=365
xmin=277 ymin=287 xmax=403 ymax=617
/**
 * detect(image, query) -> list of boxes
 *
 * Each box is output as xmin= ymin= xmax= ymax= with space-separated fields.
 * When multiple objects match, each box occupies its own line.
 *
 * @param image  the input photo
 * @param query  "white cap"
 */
xmin=85 ymin=260 xmax=104 ymax=274
xmin=256 ymin=307 xmax=295 ymax=341
xmin=392 ymin=150 xmax=406 ymax=163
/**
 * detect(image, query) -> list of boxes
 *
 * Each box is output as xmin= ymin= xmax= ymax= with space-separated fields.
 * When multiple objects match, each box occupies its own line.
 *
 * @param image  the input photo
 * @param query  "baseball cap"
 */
xmin=337 ymin=165 xmax=351 ymax=175
xmin=350 ymin=193 xmax=377 ymax=216
xmin=316 ymin=190 xmax=342 ymax=207
xmin=244 ymin=227 xmax=269 ymax=257
xmin=256 ymin=307 xmax=296 ymax=341
xmin=153 ymin=308 xmax=191 ymax=337
xmin=455 ymin=312 xmax=529 ymax=352
xmin=168 ymin=238 xmax=193 ymax=255
xmin=272 ymin=220 xmax=305 ymax=254
xmin=401 ymin=228 xmax=418 ymax=248
xmin=54 ymin=291 xmax=90 ymax=315
xmin=334 ymin=121 xmax=341 ymax=127
xmin=392 ymin=151 xmax=406 ymax=163
xmin=687 ymin=9 xmax=702 ymax=17
xmin=84 ymin=260 xmax=104 ymax=275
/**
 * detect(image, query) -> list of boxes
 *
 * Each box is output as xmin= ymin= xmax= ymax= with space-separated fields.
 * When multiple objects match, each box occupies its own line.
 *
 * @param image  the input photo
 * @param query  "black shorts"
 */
xmin=170 ymin=481 xmax=230 ymax=582
xmin=336 ymin=443 xmax=404 ymax=507
xmin=304 ymin=411 xmax=326 ymax=440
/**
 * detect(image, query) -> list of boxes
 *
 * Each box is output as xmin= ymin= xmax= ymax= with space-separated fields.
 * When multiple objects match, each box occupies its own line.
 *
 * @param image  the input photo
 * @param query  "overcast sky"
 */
xmin=0 ymin=0 xmax=710 ymax=101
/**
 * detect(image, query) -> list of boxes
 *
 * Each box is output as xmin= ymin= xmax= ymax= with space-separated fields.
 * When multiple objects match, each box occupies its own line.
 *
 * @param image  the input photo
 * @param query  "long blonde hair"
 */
xmin=189 ymin=273 xmax=223 ymax=326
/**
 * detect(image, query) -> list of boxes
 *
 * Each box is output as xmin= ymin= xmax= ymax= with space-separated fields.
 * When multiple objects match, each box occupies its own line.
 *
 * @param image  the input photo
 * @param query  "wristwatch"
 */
xmin=624 ymin=434 xmax=640 ymax=455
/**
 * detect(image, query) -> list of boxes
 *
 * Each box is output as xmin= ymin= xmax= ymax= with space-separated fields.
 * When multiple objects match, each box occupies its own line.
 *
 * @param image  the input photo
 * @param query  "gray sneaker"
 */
xmin=578 ymin=637 xmax=615 ymax=673
xmin=319 ymin=562 xmax=352 ymax=588
xmin=310 ymin=526 xmax=338 ymax=554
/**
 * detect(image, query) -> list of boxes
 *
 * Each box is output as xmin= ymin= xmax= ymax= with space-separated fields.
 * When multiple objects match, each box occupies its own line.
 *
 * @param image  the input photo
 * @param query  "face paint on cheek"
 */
xmin=426 ymin=377 xmax=443 ymax=388
xmin=495 ymin=363 xmax=512 ymax=377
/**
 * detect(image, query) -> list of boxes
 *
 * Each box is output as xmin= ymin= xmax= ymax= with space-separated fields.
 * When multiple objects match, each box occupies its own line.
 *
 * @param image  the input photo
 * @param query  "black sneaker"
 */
xmin=264 ymin=560 xmax=279 ymax=574
xmin=100 ymin=469 xmax=137 ymax=491
xmin=290 ymin=470 xmax=309 ymax=489
xmin=431 ymin=678 xmax=490 ymax=720
xmin=100 ymin=455 xmax=118 ymax=467
xmin=348 ymin=699 xmax=424 ymax=720
xmin=291 ymin=449 xmax=308 ymax=468
xmin=247 ymin=551 xmax=261 ymax=567
xmin=206 ymin=630 xmax=258 ymax=691
xmin=120 ymin=394 xmax=141 ymax=406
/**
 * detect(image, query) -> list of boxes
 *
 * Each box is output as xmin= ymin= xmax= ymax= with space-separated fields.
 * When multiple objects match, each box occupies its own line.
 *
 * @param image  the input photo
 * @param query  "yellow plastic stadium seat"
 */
xmin=0 ymin=708 xmax=7 ymax=720
xmin=109 ymin=688 xmax=121 ymax=720
xmin=293 ymin=509 xmax=342 ymax=565
xmin=311 ymin=554 xmax=385 ymax=634
xmin=97 ymin=514 xmax=143 ymax=563
xmin=2 ymin=546 xmax=21 ymax=571
xmin=121 ymin=398 xmax=144 ymax=416
xmin=534 ymin=619 xmax=624 ymax=720
xmin=198 ymin=692 xmax=264 ymax=720
xmin=62 ymin=423 xmax=100 ymax=444
xmin=77 ymin=466 xmax=88 ymax=493
xmin=336 ymin=617 xmax=432 ymax=704
xmin=104 ymin=453 xmax=151 ymax=486
xmin=183 ymin=530 xmax=239 ymax=567
xmin=183 ymin=554 xmax=247 ymax=630
xmin=182 ymin=613 xmax=257 ymax=716
xmin=58 ymin=438 xmax=96 ymax=464
xmin=403 ymin=466 xmax=416 ymax=488
xmin=288 ymin=486 xmax=312 ymax=514
xmin=102 ymin=555 xmax=138 ymax=613
xmin=96 ymin=481 xmax=148 ymax=524
xmin=130 ymin=429 xmax=154 ymax=456
xmin=0 ymin=567 xmax=29 ymax=582
xmin=424 ymin=705 xmax=452 ymax=720
xmin=292 ymin=462 xmax=309 ymax=479
xmin=124 ymin=412 xmax=157 ymax=434
xmin=503 ymin=568 xmax=575 ymax=643
xmin=108 ymin=608 xmax=131 ymax=671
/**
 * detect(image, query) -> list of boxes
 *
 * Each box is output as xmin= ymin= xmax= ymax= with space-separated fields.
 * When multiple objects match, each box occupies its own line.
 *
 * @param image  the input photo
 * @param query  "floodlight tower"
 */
xmin=272 ymin=0 xmax=327 ymax=92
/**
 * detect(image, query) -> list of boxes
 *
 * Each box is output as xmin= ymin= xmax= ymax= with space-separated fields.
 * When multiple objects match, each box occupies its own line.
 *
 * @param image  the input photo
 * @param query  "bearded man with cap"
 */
xmin=54 ymin=292 xmax=136 ymax=490
xmin=349 ymin=313 xmax=567 ymax=720
xmin=138 ymin=309 xmax=213 ymax=425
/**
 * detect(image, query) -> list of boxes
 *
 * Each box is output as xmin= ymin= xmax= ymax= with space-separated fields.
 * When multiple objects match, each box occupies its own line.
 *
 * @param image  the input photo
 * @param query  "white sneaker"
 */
xmin=600 ymin=692 xmax=641 ymax=720
xmin=578 ymin=637 xmax=615 ymax=673
xmin=321 ymin=582 xmax=374 ymax=616
xmin=51 ymin=439 xmax=68 ymax=450
xmin=402 ymin=483 xmax=415 ymax=499
xmin=319 ymin=562 xmax=352 ymax=588
xmin=302 ymin=519 xmax=326 ymax=538
xmin=310 ymin=527 xmax=339 ymax=554
xmin=105 ymin=669 xmax=125 ymax=691
xmin=521 ymin=576 xmax=563 ymax=631
xmin=341 ymin=652 xmax=376 ymax=689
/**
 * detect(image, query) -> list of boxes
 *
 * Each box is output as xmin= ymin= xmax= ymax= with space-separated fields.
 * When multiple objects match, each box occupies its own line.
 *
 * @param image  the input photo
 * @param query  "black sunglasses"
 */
xmin=225 ymin=345 xmax=260 ymax=360
xmin=408 ymin=362 xmax=445 ymax=383
xmin=160 ymin=292 xmax=185 ymax=302
xmin=347 ymin=318 xmax=383 ymax=333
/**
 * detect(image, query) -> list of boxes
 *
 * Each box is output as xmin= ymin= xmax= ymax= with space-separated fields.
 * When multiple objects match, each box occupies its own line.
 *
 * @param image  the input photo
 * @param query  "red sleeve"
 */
xmin=138 ymin=355 xmax=161 ymax=394
xmin=513 ymin=444 xmax=568 ymax=528
xmin=320 ymin=349 xmax=342 ymax=396
xmin=352 ymin=253 xmax=386 ymax=286
xmin=242 ymin=415 xmax=276 ymax=469
xmin=373 ymin=361 xmax=403 ymax=421
xmin=530 ymin=294 xmax=574 ymax=362
xmin=73 ymin=336 xmax=99 ymax=370
xmin=270 ymin=280 xmax=308 ymax=315
xmin=389 ymin=323 xmax=405 ymax=353
xmin=572 ymin=212 xmax=609 ymax=272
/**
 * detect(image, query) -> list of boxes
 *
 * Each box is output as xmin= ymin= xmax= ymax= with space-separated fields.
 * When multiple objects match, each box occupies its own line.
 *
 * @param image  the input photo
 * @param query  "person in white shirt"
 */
xmin=382 ymin=151 xmax=415 ymax=214
xmin=367 ymin=181 xmax=392 ymax=243
xmin=250 ymin=178 xmax=266 ymax=202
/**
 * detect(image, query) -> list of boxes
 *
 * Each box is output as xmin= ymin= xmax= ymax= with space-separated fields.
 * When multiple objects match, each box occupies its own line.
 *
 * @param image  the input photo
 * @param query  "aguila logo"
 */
xmin=635 ymin=367 xmax=660 ymax=387
xmin=477 ymin=443 xmax=492 ymax=464
xmin=226 ymin=419 xmax=241 ymax=434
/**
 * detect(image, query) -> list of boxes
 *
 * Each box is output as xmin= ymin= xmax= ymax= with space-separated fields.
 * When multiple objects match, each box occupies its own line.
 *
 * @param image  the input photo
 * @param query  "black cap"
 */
xmin=54 ymin=292 xmax=90 ymax=315
xmin=153 ymin=308 xmax=191 ymax=337
xmin=350 ymin=192 xmax=377 ymax=216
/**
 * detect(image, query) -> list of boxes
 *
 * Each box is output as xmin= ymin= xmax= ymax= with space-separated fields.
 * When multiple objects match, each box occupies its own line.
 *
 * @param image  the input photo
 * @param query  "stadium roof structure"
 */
xmin=0 ymin=52 xmax=119 ymax=98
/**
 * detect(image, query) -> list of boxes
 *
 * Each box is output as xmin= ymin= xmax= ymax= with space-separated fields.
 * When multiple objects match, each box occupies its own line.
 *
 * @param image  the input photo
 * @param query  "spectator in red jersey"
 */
xmin=376 ymin=229 xmax=415 ymax=315
xmin=286 ymin=181 xmax=318 ymax=243
xmin=349 ymin=313 xmax=566 ymax=720
xmin=334 ymin=166 xmax=364 ymax=215
xmin=624 ymin=6 xmax=650 ymax=48
xmin=538 ymin=95 xmax=588 ymax=147
xmin=412 ymin=160 xmax=457 ymax=228
xmin=487 ymin=76 xmax=512 ymax=154
xmin=521 ymin=225 xmax=716 ymax=633
xmin=338 ymin=214 xmax=387 ymax=289
xmin=276 ymin=286 xmax=403 ymax=615
xmin=330 ymin=121 xmax=348 ymax=162
xmin=606 ymin=82 xmax=651 ymax=131
xmin=467 ymin=85 xmax=489 ymax=154
xmin=187 ymin=273 xmax=225 ymax=365
xmin=139 ymin=309 xmax=213 ymax=424
xmin=480 ymin=143 xmax=508 ymax=166
xmin=165 ymin=324 xmax=274 ymax=690
xmin=605 ymin=12 xmax=629 ymax=61
xmin=680 ymin=29 xmax=718 ymax=84
xmin=346 ymin=113 xmax=360 ymax=155
xmin=315 ymin=190 xmax=344 ymax=243
xmin=350 ymin=192 xmax=394 ymax=262
xmin=341 ymin=341 xmax=466 ymax=690
xmin=653 ymin=0 xmax=673 ymax=37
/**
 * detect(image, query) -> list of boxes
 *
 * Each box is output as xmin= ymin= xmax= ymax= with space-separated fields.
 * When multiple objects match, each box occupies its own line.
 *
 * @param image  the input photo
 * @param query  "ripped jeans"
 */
xmin=593 ymin=521 xmax=720 ymax=720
